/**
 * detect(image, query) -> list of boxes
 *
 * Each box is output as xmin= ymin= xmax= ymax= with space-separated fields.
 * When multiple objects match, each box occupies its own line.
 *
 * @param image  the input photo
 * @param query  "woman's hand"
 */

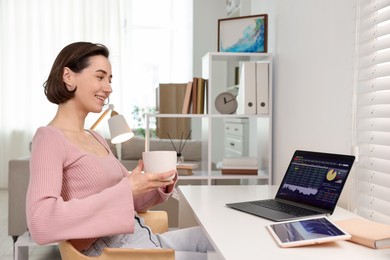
xmin=127 ymin=160 xmax=175 ymax=199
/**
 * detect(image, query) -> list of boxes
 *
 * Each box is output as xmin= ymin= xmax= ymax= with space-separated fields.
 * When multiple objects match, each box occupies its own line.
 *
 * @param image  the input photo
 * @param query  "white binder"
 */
xmin=256 ymin=62 xmax=269 ymax=114
xmin=236 ymin=61 xmax=269 ymax=115
xmin=236 ymin=62 xmax=256 ymax=114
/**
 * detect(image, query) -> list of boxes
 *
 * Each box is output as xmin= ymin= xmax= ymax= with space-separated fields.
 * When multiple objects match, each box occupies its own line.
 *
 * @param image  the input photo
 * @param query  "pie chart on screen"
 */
xmin=326 ymin=169 xmax=337 ymax=181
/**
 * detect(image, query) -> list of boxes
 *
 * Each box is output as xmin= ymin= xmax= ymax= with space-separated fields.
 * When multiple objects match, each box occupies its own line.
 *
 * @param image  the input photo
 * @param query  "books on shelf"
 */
xmin=221 ymin=169 xmax=258 ymax=175
xmin=196 ymin=77 xmax=206 ymax=114
xmin=176 ymin=163 xmax=198 ymax=176
xmin=181 ymin=77 xmax=208 ymax=114
xmin=223 ymin=157 xmax=258 ymax=166
xmin=221 ymin=157 xmax=258 ymax=175
xmin=336 ymin=218 xmax=390 ymax=249
xmin=181 ymin=82 xmax=193 ymax=114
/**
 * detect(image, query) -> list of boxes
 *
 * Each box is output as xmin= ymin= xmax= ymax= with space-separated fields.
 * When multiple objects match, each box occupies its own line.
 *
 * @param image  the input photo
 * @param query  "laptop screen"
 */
xmin=275 ymin=150 xmax=355 ymax=212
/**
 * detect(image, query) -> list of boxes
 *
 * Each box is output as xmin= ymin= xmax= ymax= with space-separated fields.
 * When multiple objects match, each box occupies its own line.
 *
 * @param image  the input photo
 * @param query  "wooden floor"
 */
xmin=0 ymin=189 xmax=61 ymax=260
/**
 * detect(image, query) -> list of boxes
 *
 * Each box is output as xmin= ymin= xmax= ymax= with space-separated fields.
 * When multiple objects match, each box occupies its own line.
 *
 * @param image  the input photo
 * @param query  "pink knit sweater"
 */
xmin=26 ymin=126 xmax=173 ymax=251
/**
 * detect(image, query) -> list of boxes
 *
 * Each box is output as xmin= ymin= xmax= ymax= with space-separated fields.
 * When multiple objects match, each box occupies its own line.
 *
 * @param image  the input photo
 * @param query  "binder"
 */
xmin=236 ymin=62 xmax=256 ymax=114
xmin=256 ymin=62 xmax=269 ymax=114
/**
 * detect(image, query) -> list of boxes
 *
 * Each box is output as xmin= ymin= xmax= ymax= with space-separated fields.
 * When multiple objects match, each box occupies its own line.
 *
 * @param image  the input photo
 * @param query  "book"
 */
xmin=222 ymin=165 xmax=258 ymax=170
xmin=223 ymin=157 xmax=258 ymax=166
xmin=176 ymin=163 xmax=198 ymax=170
xmin=181 ymin=81 xmax=193 ymax=114
xmin=196 ymin=77 xmax=206 ymax=114
xmin=336 ymin=218 xmax=390 ymax=249
xmin=221 ymin=169 xmax=258 ymax=175
xmin=204 ymin=79 xmax=208 ymax=113
xmin=176 ymin=163 xmax=198 ymax=176
xmin=191 ymin=78 xmax=198 ymax=114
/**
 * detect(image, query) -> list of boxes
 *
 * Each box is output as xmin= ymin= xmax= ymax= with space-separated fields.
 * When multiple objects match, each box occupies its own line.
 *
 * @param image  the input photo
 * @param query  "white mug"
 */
xmin=142 ymin=151 xmax=176 ymax=180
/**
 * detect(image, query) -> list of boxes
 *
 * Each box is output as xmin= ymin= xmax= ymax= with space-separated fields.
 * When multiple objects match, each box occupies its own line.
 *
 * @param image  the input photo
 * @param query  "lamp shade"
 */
xmin=108 ymin=114 xmax=134 ymax=144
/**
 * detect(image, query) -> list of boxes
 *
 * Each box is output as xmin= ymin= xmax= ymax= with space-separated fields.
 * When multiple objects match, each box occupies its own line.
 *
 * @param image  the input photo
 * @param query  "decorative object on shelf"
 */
xmin=90 ymin=104 xmax=134 ymax=144
xmin=214 ymin=86 xmax=238 ymax=114
xmin=218 ymin=14 xmax=268 ymax=53
xmin=156 ymin=83 xmax=191 ymax=139
xmin=167 ymin=130 xmax=192 ymax=164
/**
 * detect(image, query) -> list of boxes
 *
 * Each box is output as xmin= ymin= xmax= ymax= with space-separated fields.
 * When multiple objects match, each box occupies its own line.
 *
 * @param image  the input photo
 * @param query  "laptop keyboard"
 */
xmin=250 ymin=200 xmax=321 ymax=217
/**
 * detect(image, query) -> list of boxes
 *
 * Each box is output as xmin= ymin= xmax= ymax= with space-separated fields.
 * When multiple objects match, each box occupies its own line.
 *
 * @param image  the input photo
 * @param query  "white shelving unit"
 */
xmin=145 ymin=52 xmax=273 ymax=185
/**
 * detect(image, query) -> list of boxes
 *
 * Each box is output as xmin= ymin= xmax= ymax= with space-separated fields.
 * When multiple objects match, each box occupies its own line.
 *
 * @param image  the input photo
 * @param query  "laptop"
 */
xmin=226 ymin=150 xmax=355 ymax=222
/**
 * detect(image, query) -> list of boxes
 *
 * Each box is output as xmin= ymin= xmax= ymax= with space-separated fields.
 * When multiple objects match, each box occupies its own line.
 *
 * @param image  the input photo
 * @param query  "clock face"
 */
xmin=214 ymin=92 xmax=238 ymax=114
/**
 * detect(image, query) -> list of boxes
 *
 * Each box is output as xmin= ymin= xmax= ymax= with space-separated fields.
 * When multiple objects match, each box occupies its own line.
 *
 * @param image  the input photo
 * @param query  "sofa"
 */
xmin=8 ymin=136 xmax=202 ymax=242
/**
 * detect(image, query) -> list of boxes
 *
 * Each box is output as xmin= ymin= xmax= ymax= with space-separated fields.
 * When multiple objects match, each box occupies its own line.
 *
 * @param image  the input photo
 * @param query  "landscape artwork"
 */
xmin=218 ymin=14 xmax=268 ymax=53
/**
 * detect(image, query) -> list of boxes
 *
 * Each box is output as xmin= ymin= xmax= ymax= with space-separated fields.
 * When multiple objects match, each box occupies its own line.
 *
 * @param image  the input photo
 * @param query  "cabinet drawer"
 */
xmin=225 ymin=123 xmax=245 ymax=136
xmin=225 ymin=136 xmax=244 ymax=153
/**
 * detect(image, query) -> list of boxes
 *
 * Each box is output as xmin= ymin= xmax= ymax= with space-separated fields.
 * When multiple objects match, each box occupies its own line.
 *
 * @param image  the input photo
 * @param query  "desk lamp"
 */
xmin=90 ymin=104 xmax=134 ymax=144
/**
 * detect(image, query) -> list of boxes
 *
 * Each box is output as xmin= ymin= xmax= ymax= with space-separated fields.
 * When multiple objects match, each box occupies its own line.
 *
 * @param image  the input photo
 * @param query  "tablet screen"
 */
xmin=267 ymin=217 xmax=351 ymax=247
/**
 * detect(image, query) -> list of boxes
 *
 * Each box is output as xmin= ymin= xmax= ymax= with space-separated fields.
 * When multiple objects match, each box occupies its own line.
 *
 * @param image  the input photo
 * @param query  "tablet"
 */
xmin=266 ymin=216 xmax=351 ymax=248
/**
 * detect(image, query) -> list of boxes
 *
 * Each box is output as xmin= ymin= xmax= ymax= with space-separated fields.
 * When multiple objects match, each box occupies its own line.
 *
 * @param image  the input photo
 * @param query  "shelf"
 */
xmin=145 ymin=52 xmax=273 ymax=185
xmin=149 ymin=113 xmax=208 ymax=118
xmin=148 ymin=113 xmax=269 ymax=119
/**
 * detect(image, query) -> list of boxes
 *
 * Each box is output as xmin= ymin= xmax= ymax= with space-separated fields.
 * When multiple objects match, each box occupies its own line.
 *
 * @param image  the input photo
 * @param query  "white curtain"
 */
xmin=0 ymin=0 xmax=193 ymax=188
xmin=353 ymin=0 xmax=390 ymax=224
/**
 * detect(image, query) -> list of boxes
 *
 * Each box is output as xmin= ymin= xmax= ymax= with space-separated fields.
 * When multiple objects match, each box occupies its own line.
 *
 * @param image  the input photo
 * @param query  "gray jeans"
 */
xmin=82 ymin=215 xmax=214 ymax=260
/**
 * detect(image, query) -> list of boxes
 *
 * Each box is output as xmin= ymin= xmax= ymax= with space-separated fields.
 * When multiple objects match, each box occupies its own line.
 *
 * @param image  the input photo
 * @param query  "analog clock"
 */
xmin=214 ymin=92 xmax=238 ymax=114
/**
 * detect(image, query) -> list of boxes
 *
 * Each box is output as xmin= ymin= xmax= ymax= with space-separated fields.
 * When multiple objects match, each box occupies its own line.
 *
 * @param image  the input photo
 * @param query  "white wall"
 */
xmin=192 ymin=0 xmax=226 ymax=140
xmin=193 ymin=0 xmax=226 ymax=77
xmin=251 ymin=0 xmax=356 ymax=207
xmin=192 ymin=1 xmax=356 ymax=206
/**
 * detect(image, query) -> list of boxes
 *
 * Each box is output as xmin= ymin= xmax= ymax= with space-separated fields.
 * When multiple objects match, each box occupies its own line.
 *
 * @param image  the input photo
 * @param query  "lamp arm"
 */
xmin=90 ymin=104 xmax=114 ymax=130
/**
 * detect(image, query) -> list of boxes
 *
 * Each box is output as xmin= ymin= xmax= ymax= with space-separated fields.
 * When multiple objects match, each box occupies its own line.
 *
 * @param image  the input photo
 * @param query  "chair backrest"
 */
xmin=138 ymin=211 xmax=169 ymax=234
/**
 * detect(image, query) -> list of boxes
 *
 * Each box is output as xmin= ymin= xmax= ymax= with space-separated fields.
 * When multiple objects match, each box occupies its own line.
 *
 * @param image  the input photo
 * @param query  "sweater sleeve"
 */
xmin=26 ymin=128 xmax=135 ymax=245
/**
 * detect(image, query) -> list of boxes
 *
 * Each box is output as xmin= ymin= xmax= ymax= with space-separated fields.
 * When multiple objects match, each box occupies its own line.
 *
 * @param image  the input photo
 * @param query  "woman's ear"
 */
xmin=63 ymin=67 xmax=76 ymax=91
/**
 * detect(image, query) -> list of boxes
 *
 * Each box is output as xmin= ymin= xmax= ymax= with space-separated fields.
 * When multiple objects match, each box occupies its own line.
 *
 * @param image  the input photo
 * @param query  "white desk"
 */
xmin=178 ymin=185 xmax=390 ymax=260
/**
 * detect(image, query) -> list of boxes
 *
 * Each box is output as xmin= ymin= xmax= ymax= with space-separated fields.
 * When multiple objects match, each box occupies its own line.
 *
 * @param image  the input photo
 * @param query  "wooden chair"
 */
xmin=58 ymin=211 xmax=175 ymax=260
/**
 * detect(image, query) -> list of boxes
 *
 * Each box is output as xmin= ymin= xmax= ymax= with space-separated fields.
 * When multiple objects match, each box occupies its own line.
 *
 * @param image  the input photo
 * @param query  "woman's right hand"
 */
xmin=127 ymin=160 xmax=175 ymax=199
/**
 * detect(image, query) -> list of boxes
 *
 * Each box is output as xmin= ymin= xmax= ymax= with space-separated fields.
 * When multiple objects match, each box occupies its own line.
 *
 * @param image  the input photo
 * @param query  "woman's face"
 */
xmin=70 ymin=55 xmax=113 ymax=113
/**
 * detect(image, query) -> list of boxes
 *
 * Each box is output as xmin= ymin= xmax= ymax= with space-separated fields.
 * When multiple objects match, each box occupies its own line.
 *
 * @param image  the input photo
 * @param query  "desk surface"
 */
xmin=178 ymin=185 xmax=390 ymax=260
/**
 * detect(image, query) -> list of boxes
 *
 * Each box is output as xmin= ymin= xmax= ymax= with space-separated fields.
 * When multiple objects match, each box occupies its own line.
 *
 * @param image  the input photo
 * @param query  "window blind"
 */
xmin=354 ymin=0 xmax=390 ymax=224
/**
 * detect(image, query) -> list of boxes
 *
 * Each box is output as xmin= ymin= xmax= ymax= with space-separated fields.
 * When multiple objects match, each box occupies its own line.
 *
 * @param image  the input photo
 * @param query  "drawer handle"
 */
xmin=234 ymin=128 xmax=239 ymax=131
xmin=230 ymin=142 xmax=235 ymax=146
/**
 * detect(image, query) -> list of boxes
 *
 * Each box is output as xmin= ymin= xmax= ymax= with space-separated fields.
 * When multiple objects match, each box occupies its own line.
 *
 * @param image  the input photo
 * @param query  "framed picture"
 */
xmin=218 ymin=14 xmax=268 ymax=53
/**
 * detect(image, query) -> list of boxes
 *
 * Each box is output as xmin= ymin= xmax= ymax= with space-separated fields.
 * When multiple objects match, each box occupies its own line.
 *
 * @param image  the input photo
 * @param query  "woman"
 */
xmin=26 ymin=42 xmax=212 ymax=259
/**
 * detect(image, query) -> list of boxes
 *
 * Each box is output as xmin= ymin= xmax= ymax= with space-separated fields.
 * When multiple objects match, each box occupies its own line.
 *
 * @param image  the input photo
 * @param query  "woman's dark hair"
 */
xmin=43 ymin=42 xmax=109 ymax=104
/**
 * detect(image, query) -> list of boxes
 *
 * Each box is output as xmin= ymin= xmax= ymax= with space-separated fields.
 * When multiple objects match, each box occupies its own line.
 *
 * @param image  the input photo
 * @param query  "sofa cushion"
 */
xmin=121 ymin=136 xmax=201 ymax=161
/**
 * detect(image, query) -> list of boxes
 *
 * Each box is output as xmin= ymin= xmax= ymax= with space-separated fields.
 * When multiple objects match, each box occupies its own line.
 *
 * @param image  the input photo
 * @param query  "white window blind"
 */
xmin=354 ymin=0 xmax=390 ymax=224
